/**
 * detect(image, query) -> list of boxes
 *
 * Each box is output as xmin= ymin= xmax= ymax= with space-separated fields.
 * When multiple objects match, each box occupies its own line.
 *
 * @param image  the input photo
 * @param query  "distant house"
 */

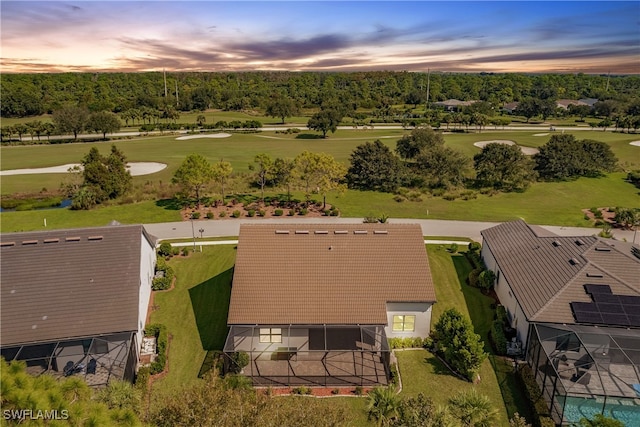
xmin=433 ymin=99 xmax=478 ymax=111
xmin=579 ymin=98 xmax=598 ymax=107
xmin=0 ymin=225 xmax=156 ymax=386
xmin=556 ymin=99 xmax=589 ymax=110
xmin=502 ymin=101 xmax=520 ymax=114
xmin=224 ymin=223 xmax=436 ymax=386
xmin=481 ymin=220 xmax=640 ymax=426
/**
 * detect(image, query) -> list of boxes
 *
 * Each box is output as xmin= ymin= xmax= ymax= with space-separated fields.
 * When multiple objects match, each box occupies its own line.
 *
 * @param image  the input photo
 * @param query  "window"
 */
xmin=392 ymin=315 xmax=415 ymax=332
xmin=259 ymin=328 xmax=282 ymax=343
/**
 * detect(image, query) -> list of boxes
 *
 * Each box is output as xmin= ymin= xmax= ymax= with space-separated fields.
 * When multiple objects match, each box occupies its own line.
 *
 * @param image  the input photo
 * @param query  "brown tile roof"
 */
xmin=481 ymin=220 xmax=640 ymax=324
xmin=227 ymin=224 xmax=435 ymax=325
xmin=1 ymin=225 xmax=152 ymax=346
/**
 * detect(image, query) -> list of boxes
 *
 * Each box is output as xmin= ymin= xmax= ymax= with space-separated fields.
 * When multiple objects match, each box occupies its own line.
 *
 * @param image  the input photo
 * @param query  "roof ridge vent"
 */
xmin=22 ymin=240 xmax=38 ymax=245
xmin=552 ymin=240 xmax=562 ymax=247
xmin=353 ymin=230 xmax=368 ymax=235
xmin=373 ymin=230 xmax=388 ymax=235
xmin=586 ymin=272 xmax=604 ymax=278
xmin=87 ymin=235 xmax=103 ymax=241
xmin=44 ymin=238 xmax=60 ymax=243
xmin=65 ymin=237 xmax=81 ymax=242
xmin=595 ymin=247 xmax=611 ymax=252
xmin=314 ymin=230 xmax=329 ymax=234
xmin=0 ymin=242 xmax=15 ymax=247
xmin=295 ymin=230 xmax=309 ymax=234
xmin=569 ymin=258 xmax=580 ymax=265
xmin=275 ymin=230 xmax=289 ymax=234
xmin=575 ymin=239 xmax=585 ymax=246
xmin=334 ymin=230 xmax=348 ymax=234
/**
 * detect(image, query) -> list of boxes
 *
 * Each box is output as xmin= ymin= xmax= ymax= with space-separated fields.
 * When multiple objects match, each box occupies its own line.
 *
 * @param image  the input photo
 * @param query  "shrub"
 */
xmin=354 ymin=386 xmax=364 ymax=396
xmin=448 ymin=243 xmax=459 ymax=253
xmin=152 ymin=256 xmax=174 ymax=290
xmin=288 ymin=209 xmax=295 ymax=216
xmin=191 ymin=212 xmax=201 ymax=219
xmin=219 ymin=211 xmax=227 ymax=218
xmin=331 ymin=388 xmax=340 ymax=395
xmin=298 ymin=208 xmax=308 ymax=216
xmin=516 ymin=364 xmax=550 ymax=419
xmin=158 ymin=242 xmax=173 ymax=257
xmin=145 ymin=324 xmax=168 ymax=375
xmin=232 ymin=210 xmax=241 ymax=218
xmin=134 ymin=366 xmax=150 ymax=395
xmin=468 ymin=268 xmax=483 ymax=287
xmin=247 ymin=209 xmax=255 ymax=217
xmin=393 ymin=195 xmax=406 ymax=203
xmin=478 ymin=269 xmax=496 ymax=291
xmin=206 ymin=211 xmax=214 ymax=219
xmin=292 ymin=386 xmax=312 ymax=395
xmin=229 ymin=351 xmax=249 ymax=374
xmin=330 ymin=209 xmax=339 ymax=216
xmin=258 ymin=209 xmax=266 ymax=217
xmin=468 ymin=241 xmax=481 ymax=253
xmin=274 ymin=209 xmax=283 ymax=216
xmin=496 ymin=305 xmax=508 ymax=324
xmin=389 ymin=363 xmax=399 ymax=386
xmin=363 ymin=216 xmax=378 ymax=223
xmin=388 ymin=337 xmax=429 ymax=349
xmin=491 ymin=320 xmax=507 ymax=355
xmin=181 ymin=247 xmax=191 ymax=257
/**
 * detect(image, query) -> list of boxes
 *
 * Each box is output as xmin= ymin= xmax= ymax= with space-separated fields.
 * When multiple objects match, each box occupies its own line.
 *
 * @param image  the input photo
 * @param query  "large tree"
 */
xmin=395 ymin=126 xmax=444 ymax=160
xmin=293 ymin=151 xmax=346 ymax=206
xmin=265 ymin=94 xmax=300 ymax=124
xmin=474 ymin=143 xmax=537 ymax=191
xmin=415 ymin=146 xmax=471 ymax=189
xmin=434 ymin=308 xmax=487 ymax=381
xmin=87 ymin=111 xmax=122 ymax=139
xmin=211 ymin=160 xmax=233 ymax=203
xmin=273 ymin=157 xmax=296 ymax=201
xmin=307 ymin=109 xmax=342 ymax=137
xmin=52 ymin=105 xmax=89 ymax=140
xmin=347 ymin=140 xmax=405 ymax=192
xmin=172 ymin=154 xmax=214 ymax=204
xmin=249 ymin=153 xmax=274 ymax=202
xmin=534 ymin=134 xmax=617 ymax=180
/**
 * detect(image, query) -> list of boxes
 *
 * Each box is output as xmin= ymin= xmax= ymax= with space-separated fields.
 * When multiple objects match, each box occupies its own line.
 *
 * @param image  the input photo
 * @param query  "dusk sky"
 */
xmin=1 ymin=1 xmax=638 ymax=74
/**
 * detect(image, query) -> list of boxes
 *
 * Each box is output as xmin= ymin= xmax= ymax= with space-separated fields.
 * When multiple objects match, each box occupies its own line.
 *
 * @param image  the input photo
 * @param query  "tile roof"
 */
xmin=227 ymin=224 xmax=436 ymax=325
xmin=481 ymin=220 xmax=640 ymax=324
xmin=1 ymin=225 xmax=152 ymax=346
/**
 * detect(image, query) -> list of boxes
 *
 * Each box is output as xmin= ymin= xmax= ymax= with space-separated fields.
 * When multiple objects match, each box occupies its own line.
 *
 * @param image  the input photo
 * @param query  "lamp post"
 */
xmin=191 ymin=219 xmax=196 ymax=251
xmin=199 ymin=228 xmax=205 ymax=252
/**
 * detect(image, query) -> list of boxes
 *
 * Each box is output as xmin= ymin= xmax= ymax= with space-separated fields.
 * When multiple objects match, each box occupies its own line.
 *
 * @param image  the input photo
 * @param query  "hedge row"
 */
xmin=145 ymin=323 xmax=168 ymax=375
xmin=152 ymin=257 xmax=174 ymax=291
xmin=388 ymin=336 xmax=433 ymax=349
xmin=490 ymin=320 xmax=508 ymax=356
xmin=516 ymin=364 xmax=555 ymax=427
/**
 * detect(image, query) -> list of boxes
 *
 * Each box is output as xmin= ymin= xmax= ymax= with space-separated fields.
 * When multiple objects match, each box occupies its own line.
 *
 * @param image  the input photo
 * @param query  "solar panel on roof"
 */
xmin=571 ymin=302 xmax=598 ymax=313
xmin=574 ymin=311 xmax=604 ymax=323
xmin=592 ymin=293 xmax=620 ymax=304
xmin=596 ymin=303 xmax=623 ymax=313
xmin=584 ymin=284 xmax=612 ymax=295
xmin=600 ymin=313 xmax=631 ymax=326
xmin=627 ymin=315 xmax=640 ymax=327
xmin=619 ymin=295 xmax=640 ymax=305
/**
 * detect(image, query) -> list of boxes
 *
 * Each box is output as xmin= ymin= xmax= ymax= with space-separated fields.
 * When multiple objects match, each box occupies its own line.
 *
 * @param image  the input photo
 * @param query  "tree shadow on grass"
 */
xmin=188 ymin=267 xmax=234 ymax=351
xmin=423 ymin=352 xmax=459 ymax=377
xmin=156 ymin=198 xmax=182 ymax=211
xmin=295 ymin=133 xmax=324 ymax=139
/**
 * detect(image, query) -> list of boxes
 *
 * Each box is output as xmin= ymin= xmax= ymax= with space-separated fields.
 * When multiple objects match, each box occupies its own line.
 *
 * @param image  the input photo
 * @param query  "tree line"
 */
xmin=3 ymin=71 xmax=639 ymax=119
xmin=346 ymin=128 xmax=618 ymax=195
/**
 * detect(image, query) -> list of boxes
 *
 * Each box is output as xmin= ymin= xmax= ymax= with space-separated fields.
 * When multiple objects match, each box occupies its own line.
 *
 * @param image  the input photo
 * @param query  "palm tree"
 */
xmin=448 ymin=389 xmax=497 ymax=427
xmin=366 ymin=385 xmax=400 ymax=426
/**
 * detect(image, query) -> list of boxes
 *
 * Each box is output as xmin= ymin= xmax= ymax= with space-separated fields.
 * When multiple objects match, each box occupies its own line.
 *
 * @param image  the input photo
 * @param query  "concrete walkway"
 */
xmin=143 ymin=217 xmax=636 ymax=244
xmin=168 ymin=238 xmax=471 ymax=248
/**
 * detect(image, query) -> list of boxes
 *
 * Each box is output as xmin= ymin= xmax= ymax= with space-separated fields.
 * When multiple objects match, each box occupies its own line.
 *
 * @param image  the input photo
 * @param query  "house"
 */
xmin=223 ymin=223 xmax=436 ymax=386
xmin=556 ymin=99 xmax=589 ymax=110
xmin=481 ymin=220 xmax=640 ymax=425
xmin=0 ymin=224 xmax=156 ymax=387
xmin=502 ymin=101 xmax=520 ymax=114
xmin=433 ymin=99 xmax=478 ymax=111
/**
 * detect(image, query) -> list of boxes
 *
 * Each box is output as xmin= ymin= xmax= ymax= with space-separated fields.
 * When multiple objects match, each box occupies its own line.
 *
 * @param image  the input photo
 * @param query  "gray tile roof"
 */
xmin=228 ymin=223 xmax=436 ymax=325
xmin=482 ymin=220 xmax=640 ymax=324
xmin=1 ymin=225 xmax=152 ymax=346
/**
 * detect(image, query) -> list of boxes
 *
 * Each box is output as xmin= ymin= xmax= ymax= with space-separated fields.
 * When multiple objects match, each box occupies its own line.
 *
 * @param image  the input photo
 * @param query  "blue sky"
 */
xmin=1 ymin=1 xmax=638 ymax=73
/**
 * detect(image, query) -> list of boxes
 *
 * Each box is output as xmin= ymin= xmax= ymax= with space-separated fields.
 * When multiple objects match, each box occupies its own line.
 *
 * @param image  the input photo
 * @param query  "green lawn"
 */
xmin=149 ymin=245 xmax=236 ymax=402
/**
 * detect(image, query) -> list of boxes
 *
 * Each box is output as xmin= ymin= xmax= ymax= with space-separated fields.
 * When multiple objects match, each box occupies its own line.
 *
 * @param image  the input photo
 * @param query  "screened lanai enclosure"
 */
xmin=527 ymin=323 xmax=640 ymax=426
xmin=223 ymin=325 xmax=391 ymax=386
xmin=0 ymin=332 xmax=137 ymax=387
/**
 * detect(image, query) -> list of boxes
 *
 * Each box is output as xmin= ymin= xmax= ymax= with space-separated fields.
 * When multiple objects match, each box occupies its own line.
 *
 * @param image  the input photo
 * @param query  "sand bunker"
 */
xmin=630 ymin=141 xmax=640 ymax=147
xmin=473 ymin=140 xmax=539 ymax=155
xmin=533 ymin=133 xmax=549 ymax=136
xmin=175 ymin=133 xmax=232 ymax=140
xmin=1 ymin=162 xmax=167 ymax=177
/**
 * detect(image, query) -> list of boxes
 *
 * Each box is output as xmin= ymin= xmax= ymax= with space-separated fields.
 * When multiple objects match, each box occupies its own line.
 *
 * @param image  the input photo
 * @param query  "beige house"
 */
xmin=224 ymin=223 xmax=436 ymax=386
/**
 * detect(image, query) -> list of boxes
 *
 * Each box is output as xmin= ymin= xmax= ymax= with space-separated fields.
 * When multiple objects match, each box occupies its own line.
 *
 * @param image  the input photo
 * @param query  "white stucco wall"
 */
xmin=137 ymin=233 xmax=156 ymax=350
xmin=232 ymin=327 xmax=310 ymax=353
xmin=385 ymin=302 xmax=433 ymax=339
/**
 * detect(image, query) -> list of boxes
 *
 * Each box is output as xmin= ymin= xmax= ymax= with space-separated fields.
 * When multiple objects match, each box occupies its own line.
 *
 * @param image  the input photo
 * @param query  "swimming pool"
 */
xmin=562 ymin=396 xmax=640 ymax=426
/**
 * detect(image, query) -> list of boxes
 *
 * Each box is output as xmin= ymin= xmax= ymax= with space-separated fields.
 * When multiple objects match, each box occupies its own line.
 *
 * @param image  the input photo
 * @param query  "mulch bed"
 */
xmin=180 ymin=201 xmax=337 ymax=221
xmin=258 ymin=386 xmax=373 ymax=397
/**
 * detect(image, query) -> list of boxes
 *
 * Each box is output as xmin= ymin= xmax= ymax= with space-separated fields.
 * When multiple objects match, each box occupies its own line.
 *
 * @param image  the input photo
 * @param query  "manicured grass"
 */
xmin=412 ymin=245 xmax=533 ymax=424
xmin=149 ymin=245 xmax=236 ymax=400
